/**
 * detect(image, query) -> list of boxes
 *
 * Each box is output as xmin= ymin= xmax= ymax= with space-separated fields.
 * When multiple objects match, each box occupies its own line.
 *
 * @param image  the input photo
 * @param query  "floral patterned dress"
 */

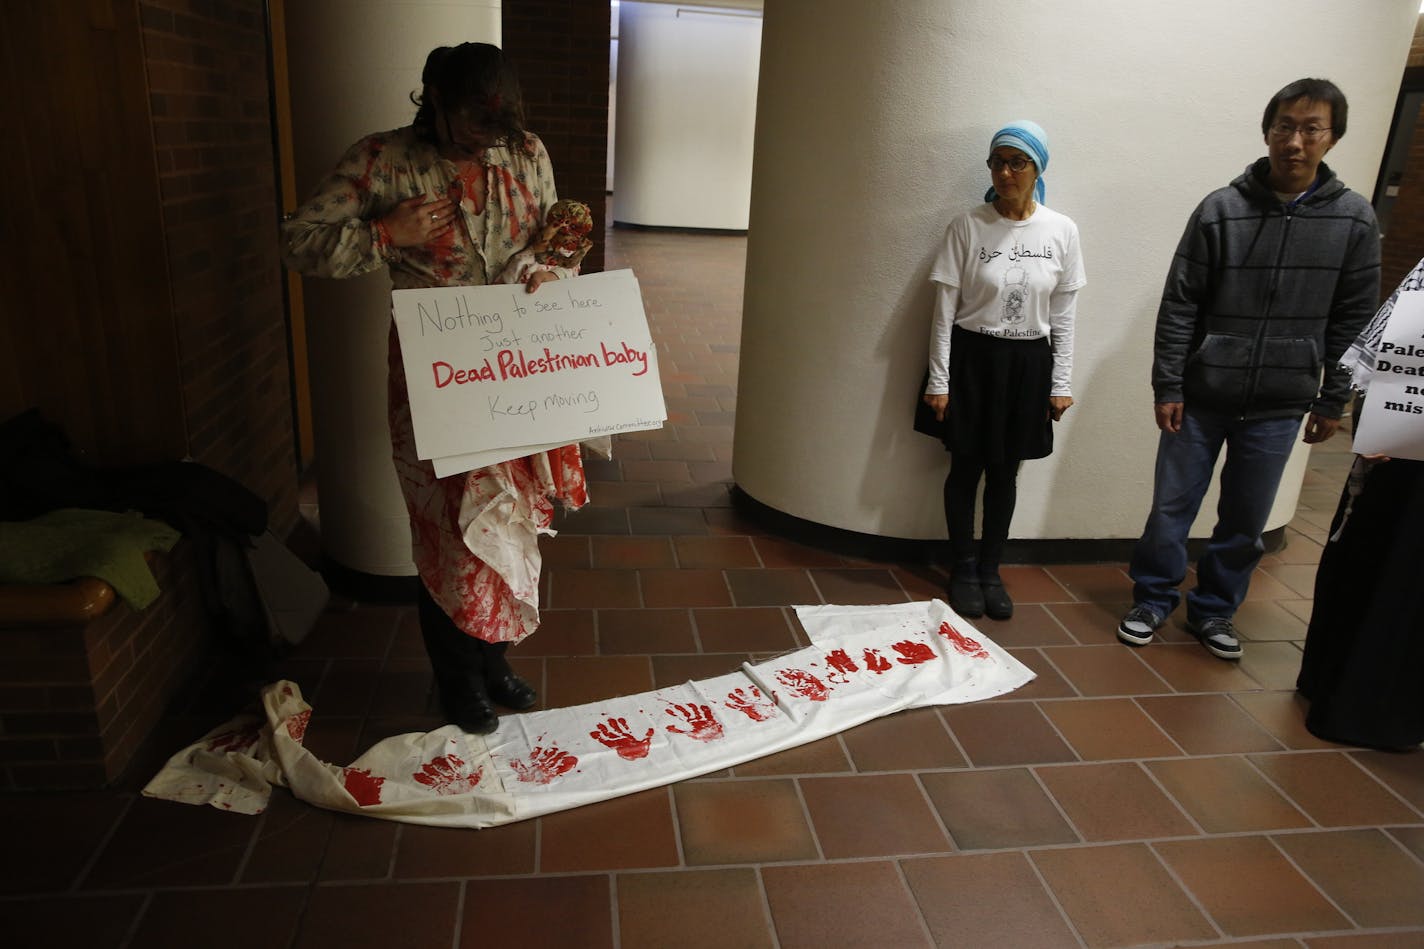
xmin=282 ymin=127 xmax=589 ymax=644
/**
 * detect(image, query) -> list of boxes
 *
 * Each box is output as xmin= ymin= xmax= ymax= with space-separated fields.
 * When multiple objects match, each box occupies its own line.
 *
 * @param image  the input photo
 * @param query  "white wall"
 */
xmin=286 ymin=1 xmax=500 ymax=574
xmin=734 ymin=0 xmax=1417 ymax=541
xmin=613 ymin=1 xmax=761 ymax=228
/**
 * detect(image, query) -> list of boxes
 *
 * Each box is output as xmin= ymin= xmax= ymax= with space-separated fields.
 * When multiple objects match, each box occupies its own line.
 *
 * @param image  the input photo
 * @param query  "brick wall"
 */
xmin=503 ymin=2 xmax=612 ymax=274
xmin=140 ymin=0 xmax=299 ymax=536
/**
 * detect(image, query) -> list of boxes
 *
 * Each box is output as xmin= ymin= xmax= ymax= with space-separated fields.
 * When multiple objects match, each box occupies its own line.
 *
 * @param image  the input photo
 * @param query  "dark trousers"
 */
xmin=416 ymin=584 xmax=510 ymax=701
xmin=944 ymin=456 xmax=1021 ymax=577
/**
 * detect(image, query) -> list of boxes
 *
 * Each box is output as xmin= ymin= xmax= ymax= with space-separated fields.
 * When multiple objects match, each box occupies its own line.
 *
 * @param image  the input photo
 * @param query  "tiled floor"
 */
xmin=5 ymin=220 xmax=1423 ymax=949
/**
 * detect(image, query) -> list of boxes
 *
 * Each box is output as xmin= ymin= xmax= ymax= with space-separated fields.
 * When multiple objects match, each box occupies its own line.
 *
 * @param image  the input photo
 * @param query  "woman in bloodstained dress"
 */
xmin=282 ymin=43 xmax=592 ymax=734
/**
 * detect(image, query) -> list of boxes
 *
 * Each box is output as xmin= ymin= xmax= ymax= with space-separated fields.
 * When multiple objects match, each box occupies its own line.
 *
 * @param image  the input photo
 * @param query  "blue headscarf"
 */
xmin=984 ymin=119 xmax=1048 ymax=205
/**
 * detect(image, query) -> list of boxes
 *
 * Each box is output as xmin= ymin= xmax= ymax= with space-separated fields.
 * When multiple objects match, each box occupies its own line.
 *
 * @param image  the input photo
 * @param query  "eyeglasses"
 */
xmin=1268 ymin=122 xmax=1332 ymax=142
xmin=986 ymin=156 xmax=1033 ymax=173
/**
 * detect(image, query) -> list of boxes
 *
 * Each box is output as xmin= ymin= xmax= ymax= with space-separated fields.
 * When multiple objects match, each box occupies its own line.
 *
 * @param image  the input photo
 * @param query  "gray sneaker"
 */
xmin=1117 ymin=605 xmax=1164 ymax=646
xmin=1187 ymin=616 xmax=1242 ymax=660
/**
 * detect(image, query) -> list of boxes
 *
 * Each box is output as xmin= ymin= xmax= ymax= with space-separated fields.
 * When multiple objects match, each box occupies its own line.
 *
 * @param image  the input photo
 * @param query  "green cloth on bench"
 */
xmin=0 ymin=509 xmax=182 ymax=609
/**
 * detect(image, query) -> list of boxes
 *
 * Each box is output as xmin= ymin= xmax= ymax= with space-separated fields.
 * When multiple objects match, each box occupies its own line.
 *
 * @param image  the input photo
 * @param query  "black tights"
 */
xmin=416 ymin=584 xmax=511 ymax=699
xmin=943 ymin=456 xmax=1021 ymax=578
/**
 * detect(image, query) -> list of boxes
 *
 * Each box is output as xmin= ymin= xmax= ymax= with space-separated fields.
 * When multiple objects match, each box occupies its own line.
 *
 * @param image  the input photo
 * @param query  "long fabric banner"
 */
xmin=144 ymin=601 xmax=1032 ymax=827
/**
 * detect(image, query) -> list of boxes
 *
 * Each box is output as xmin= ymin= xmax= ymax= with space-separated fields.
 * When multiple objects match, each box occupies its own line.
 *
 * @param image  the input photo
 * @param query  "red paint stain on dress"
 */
xmin=285 ymin=710 xmax=311 ymax=743
xmin=412 ymin=752 xmax=484 ymax=795
xmin=590 ymin=717 xmax=655 ymax=760
xmin=862 ymin=648 xmax=893 ymax=673
xmin=938 ymin=620 xmax=990 ymax=659
xmin=342 ymin=767 xmax=386 ymax=806
xmin=892 ymin=640 xmax=936 ymax=664
xmin=776 ymin=668 xmax=829 ymax=701
xmin=511 ymin=745 xmax=579 ymax=784
xmin=725 ymin=686 xmax=777 ymax=721
xmin=665 ymin=703 xmax=725 ymax=741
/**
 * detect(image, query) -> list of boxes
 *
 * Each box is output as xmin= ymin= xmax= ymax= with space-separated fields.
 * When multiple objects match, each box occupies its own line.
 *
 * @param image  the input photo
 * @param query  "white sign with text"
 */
xmin=1352 ymin=290 xmax=1424 ymax=462
xmin=392 ymin=270 xmax=665 ymax=473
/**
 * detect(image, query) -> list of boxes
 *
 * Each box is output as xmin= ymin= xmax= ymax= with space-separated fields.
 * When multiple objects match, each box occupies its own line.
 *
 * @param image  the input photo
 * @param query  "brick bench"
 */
xmin=0 ymin=543 xmax=210 ymax=790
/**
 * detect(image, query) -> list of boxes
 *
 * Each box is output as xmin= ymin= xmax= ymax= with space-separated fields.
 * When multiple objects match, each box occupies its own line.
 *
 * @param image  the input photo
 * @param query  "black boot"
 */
xmin=417 ymin=588 xmax=499 ymax=734
xmin=979 ymin=565 xmax=1014 ymax=620
xmin=482 ymin=640 xmax=538 ymax=711
xmin=948 ymin=560 xmax=985 ymax=618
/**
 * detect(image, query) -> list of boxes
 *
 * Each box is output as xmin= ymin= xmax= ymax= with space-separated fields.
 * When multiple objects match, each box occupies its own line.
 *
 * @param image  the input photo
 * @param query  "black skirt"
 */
xmin=941 ymin=326 xmax=1054 ymax=462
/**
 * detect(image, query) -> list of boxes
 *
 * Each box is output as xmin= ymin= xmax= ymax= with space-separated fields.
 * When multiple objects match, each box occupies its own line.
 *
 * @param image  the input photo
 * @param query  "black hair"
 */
xmin=1262 ymin=77 xmax=1348 ymax=140
xmin=411 ymin=43 xmax=530 ymax=152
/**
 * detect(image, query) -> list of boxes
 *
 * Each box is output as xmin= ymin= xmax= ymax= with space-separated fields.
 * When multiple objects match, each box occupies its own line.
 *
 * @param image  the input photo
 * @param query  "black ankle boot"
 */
xmin=948 ymin=561 xmax=984 ymax=618
xmin=482 ymin=641 xmax=538 ymax=711
xmin=445 ymin=681 xmax=500 ymax=735
xmin=980 ymin=573 xmax=1014 ymax=620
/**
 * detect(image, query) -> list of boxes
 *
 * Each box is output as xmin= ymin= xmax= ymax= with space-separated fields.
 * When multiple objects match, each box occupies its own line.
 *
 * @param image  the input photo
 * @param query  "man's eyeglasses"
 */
xmin=1268 ymin=122 xmax=1332 ymax=142
xmin=986 ymin=156 xmax=1033 ymax=173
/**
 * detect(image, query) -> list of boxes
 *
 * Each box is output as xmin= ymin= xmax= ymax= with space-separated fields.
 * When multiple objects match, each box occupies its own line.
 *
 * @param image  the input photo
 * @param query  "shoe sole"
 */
xmin=1116 ymin=624 xmax=1155 ymax=646
xmin=1186 ymin=622 xmax=1243 ymax=660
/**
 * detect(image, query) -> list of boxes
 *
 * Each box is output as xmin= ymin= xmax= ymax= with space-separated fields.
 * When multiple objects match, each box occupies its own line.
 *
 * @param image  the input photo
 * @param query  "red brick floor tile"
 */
xmin=693 ymin=606 xmax=798 ymax=652
xmin=1155 ymin=835 xmax=1349 ymax=935
xmin=513 ymin=609 xmax=596 ymax=656
xmin=460 ymin=876 xmax=613 ymax=949
xmin=1258 ymin=562 xmax=1321 ymax=597
xmin=541 ymin=532 xmax=591 ymax=568
xmin=660 ymin=481 xmax=735 ymax=508
xmin=240 ymin=790 xmax=336 ymax=883
xmin=639 ymin=568 xmax=733 ymax=608
xmin=1144 ymin=752 xmax=1310 ymax=826
xmin=543 ymin=656 xmax=654 ymax=708
xmin=300 ymin=604 xmax=402 ymax=658
xmin=651 ymin=653 xmax=751 ymax=688
xmin=1232 ymin=691 xmax=1340 ymax=750
xmin=131 ymin=887 xmax=309 ymax=949
xmin=673 ymin=535 xmax=759 ymax=567
xmin=617 ymin=868 xmax=774 ymax=949
xmin=0 ymin=894 xmax=144 ymax=949
xmin=998 ymin=565 xmax=1075 ymax=603
xmin=800 ymin=774 xmax=951 ymax=858
xmin=1036 ymin=761 xmax=1197 ymax=841
xmin=920 ymin=768 xmax=1078 ymax=849
xmin=628 ymin=507 xmax=711 ymax=535
xmin=1043 ymin=563 xmax=1133 ymax=603
xmin=590 ymin=535 xmax=676 ymax=568
xmin=1274 ymin=829 xmax=1424 ymax=928
xmin=597 ymin=608 xmax=697 ymax=654
xmin=903 ymin=852 xmax=1078 ymax=948
xmin=1040 ymin=697 xmax=1182 ymax=760
xmin=763 ymin=861 xmax=930 ymax=948
xmin=687 ymin=459 xmax=735 ymax=482
xmin=1351 ymin=750 xmax=1424 ymax=812
xmin=294 ymin=881 xmax=459 ymax=949
xmin=1242 ymin=568 xmax=1302 ymax=601
xmin=586 ymin=480 xmax=665 ymax=507
xmin=991 ymin=648 xmax=1079 ymax=701
xmin=725 ymin=568 xmax=821 ymax=606
xmin=1305 ymin=933 xmax=1424 ymax=948
xmin=623 ymin=459 xmax=692 ymax=482
xmin=394 ymin=819 xmax=537 ymax=878
xmin=555 ymin=505 xmax=630 ymax=534
xmin=648 ymin=439 xmax=718 ymax=461
xmin=1031 ymin=842 xmax=1216 ymax=947
xmin=1138 ymin=694 xmax=1284 ymax=754
xmin=1137 ymin=642 xmax=1263 ymax=692
xmin=81 ymin=796 xmax=258 ymax=889
xmin=893 ymin=564 xmax=948 ymax=601
xmin=0 ymin=792 xmax=128 ymax=894
xmin=1248 ymin=752 xmax=1421 ymax=826
xmin=1041 ymin=643 xmax=1173 ymax=696
xmin=1232 ymin=599 xmax=1310 ymax=641
xmin=540 ymin=788 xmax=679 ymax=872
xmin=750 ymin=536 xmax=849 ymax=567
xmin=975 ymin=603 xmax=1076 ymax=647
xmin=1238 ymin=640 xmax=1306 ymax=690
xmin=1388 ymin=826 xmax=1424 ymax=863
xmin=547 ymin=568 xmax=641 ymax=608
xmin=841 ymin=708 xmax=966 ymax=772
xmin=808 ymin=567 xmax=911 ymax=605
xmin=317 ymin=813 xmax=398 ymax=881
xmin=369 ymin=658 xmax=433 ymax=717
xmin=674 ymin=778 xmax=819 ymax=864
xmin=1046 ymin=599 xmax=1142 ymax=645
xmin=731 ymin=735 xmax=852 ymax=776
xmin=941 ymin=701 xmax=1077 ymax=766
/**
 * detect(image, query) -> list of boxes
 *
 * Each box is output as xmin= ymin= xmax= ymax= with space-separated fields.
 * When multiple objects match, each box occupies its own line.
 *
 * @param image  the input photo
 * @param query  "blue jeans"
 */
xmin=1129 ymin=408 xmax=1302 ymax=621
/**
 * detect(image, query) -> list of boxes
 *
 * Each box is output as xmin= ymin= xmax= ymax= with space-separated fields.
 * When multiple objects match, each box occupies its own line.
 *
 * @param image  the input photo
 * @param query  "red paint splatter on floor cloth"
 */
xmin=412 ymin=753 xmax=484 ymax=795
xmin=892 ymin=640 xmax=936 ymax=664
xmin=825 ymin=648 xmax=859 ymax=682
xmin=724 ymin=686 xmax=777 ymax=722
xmin=665 ymin=703 xmax=725 ymax=742
xmin=938 ymin=620 xmax=990 ymax=659
xmin=205 ymin=724 xmax=261 ymax=754
xmin=342 ymin=767 xmax=386 ymax=806
xmin=776 ymin=668 xmax=829 ymax=701
xmin=590 ymin=717 xmax=655 ymax=760
xmin=862 ymin=648 xmax=892 ymax=673
xmin=511 ymin=745 xmax=579 ymax=784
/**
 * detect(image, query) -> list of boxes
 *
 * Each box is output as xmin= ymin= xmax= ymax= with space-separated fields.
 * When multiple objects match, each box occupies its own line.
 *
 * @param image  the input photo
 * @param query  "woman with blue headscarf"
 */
xmin=922 ymin=120 xmax=1087 ymax=620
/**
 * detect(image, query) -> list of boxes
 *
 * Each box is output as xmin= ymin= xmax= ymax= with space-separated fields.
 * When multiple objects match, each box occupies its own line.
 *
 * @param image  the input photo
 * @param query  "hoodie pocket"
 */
xmin=1254 ymin=336 xmax=1322 ymax=408
xmin=1184 ymin=332 xmax=1250 ymax=408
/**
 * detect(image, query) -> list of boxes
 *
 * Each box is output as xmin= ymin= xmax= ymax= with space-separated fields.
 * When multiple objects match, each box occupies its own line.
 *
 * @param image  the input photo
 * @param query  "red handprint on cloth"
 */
xmin=665 ymin=703 xmax=725 ymax=742
xmin=892 ymin=640 xmax=936 ymax=664
xmin=862 ymin=648 xmax=892 ymax=674
xmin=511 ymin=745 xmax=579 ymax=785
xmin=591 ymin=717 xmax=655 ymax=760
xmin=725 ymin=686 xmax=778 ymax=722
xmin=775 ymin=668 xmax=829 ymax=701
xmin=412 ymin=752 xmax=484 ymax=795
xmin=341 ymin=767 xmax=386 ymax=806
xmin=205 ymin=723 xmax=261 ymax=754
xmin=824 ymin=648 xmax=859 ymax=683
xmin=938 ymin=620 xmax=990 ymax=659
xmin=284 ymin=709 xmax=312 ymax=743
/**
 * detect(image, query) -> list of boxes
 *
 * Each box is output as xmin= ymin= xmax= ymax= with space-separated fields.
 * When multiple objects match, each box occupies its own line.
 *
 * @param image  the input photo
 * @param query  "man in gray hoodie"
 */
xmin=1118 ymin=77 xmax=1380 ymax=660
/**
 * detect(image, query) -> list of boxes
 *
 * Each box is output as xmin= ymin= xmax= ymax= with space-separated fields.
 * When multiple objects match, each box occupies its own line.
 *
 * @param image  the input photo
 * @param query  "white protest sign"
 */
xmin=1352 ymin=290 xmax=1424 ymax=461
xmin=392 ymin=270 xmax=666 ymax=469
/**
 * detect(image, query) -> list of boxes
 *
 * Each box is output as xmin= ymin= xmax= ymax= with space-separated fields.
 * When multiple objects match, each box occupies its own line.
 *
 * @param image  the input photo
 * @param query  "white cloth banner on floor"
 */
xmin=143 ymin=601 xmax=1033 ymax=827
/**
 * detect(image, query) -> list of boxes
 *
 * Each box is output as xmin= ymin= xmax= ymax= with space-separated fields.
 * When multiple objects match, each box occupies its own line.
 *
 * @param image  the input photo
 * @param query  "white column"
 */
xmin=285 ymin=2 xmax=500 ymax=574
xmin=734 ymin=0 xmax=1415 ymax=540
xmin=613 ymin=2 xmax=761 ymax=229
